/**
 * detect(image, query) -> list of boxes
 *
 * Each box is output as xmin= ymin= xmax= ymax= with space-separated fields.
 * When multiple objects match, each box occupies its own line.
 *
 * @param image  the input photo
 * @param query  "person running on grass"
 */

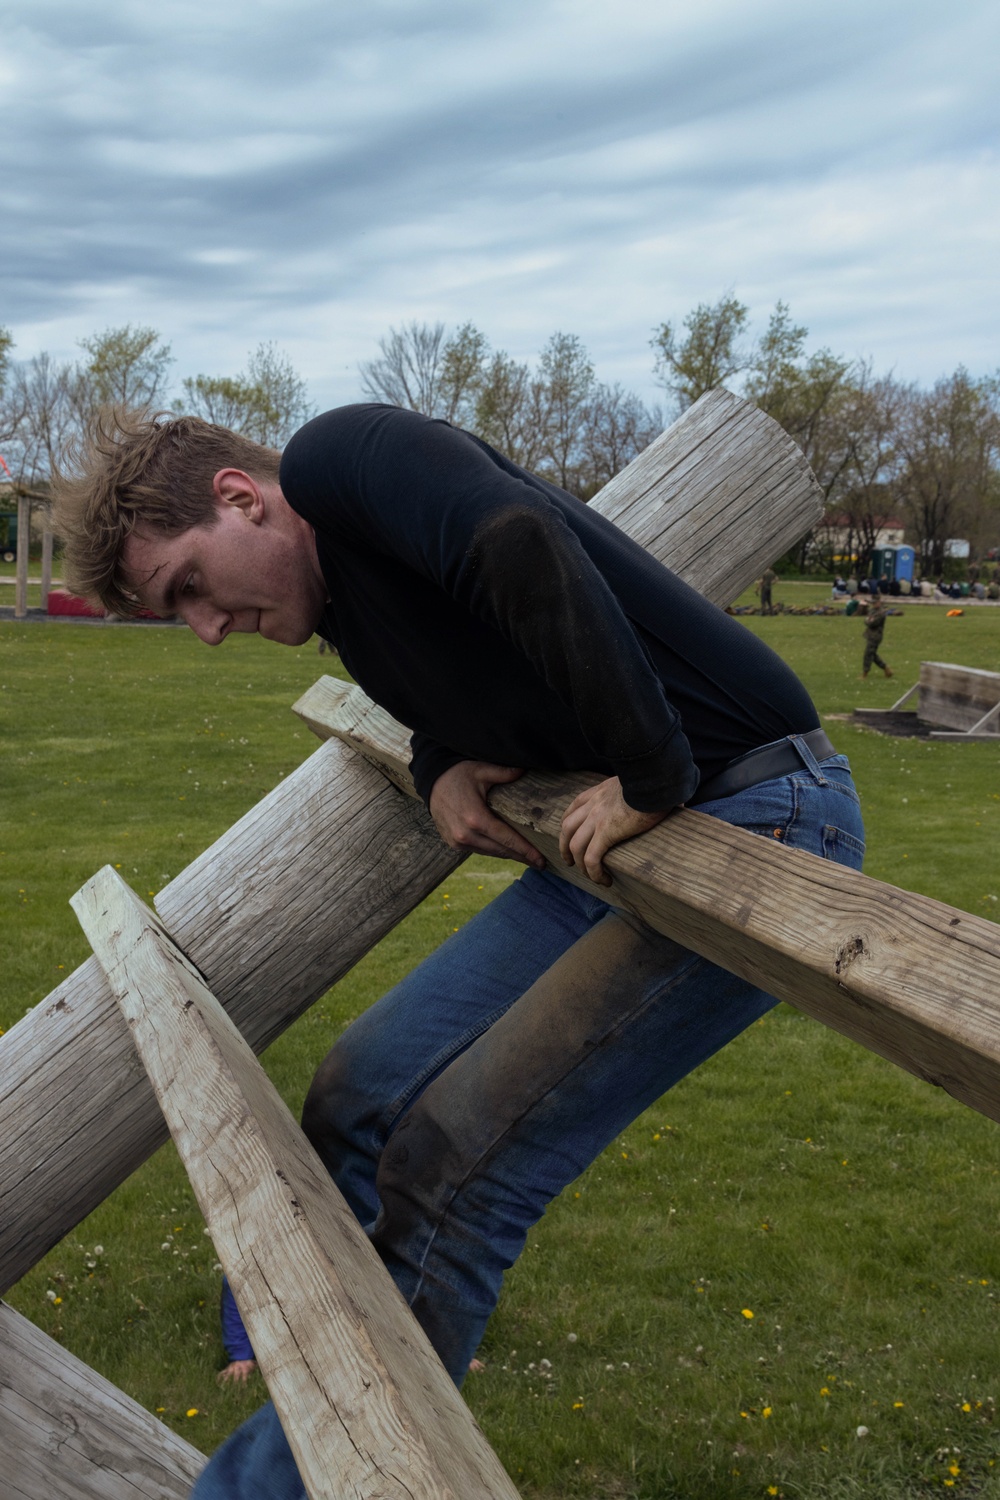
xmin=861 ymin=597 xmax=893 ymax=680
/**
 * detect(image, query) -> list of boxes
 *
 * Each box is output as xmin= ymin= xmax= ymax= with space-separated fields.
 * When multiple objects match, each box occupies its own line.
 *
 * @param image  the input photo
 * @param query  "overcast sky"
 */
xmin=0 ymin=0 xmax=996 ymax=413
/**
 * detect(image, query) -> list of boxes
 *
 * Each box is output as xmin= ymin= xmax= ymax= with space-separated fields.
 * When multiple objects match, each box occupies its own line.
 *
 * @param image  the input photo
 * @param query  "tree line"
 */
xmin=1 ymin=298 xmax=997 ymax=576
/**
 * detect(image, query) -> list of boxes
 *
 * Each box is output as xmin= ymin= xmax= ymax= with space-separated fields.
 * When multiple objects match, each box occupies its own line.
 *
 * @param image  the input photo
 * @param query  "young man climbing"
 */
xmin=56 ymin=402 xmax=865 ymax=1499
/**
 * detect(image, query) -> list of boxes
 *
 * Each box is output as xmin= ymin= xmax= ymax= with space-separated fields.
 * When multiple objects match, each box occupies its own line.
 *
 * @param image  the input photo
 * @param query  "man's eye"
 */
xmin=180 ymin=575 xmax=195 ymax=596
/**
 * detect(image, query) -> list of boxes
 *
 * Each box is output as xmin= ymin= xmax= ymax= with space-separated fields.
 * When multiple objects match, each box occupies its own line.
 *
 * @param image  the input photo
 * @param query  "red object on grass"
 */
xmin=47 ymin=589 xmax=106 ymax=618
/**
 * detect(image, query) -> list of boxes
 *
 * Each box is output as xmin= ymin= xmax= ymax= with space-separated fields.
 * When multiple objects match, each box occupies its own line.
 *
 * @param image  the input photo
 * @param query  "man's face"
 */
xmin=122 ymin=482 xmax=327 ymax=647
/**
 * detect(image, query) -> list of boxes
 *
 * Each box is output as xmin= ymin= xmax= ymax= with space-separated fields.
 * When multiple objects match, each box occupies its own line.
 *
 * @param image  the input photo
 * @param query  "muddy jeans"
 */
xmin=192 ymin=750 xmax=864 ymax=1499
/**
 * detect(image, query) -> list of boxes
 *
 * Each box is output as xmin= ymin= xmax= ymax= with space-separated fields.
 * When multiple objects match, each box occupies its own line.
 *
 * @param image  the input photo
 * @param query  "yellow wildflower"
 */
xmin=741 ymin=1308 xmax=754 ymax=1320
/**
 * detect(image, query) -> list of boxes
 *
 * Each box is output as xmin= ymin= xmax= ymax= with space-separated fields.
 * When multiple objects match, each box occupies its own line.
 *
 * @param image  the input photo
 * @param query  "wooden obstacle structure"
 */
xmin=3 ymin=387 xmax=1000 ymax=1497
xmin=858 ymin=661 xmax=1000 ymax=740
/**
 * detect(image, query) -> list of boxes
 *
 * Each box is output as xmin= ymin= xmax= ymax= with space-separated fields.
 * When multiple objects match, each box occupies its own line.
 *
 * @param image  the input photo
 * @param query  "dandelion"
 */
xmin=768 ymin=1489 xmax=779 ymax=1496
xmin=566 ymin=1332 xmax=577 ymax=1343
xmin=572 ymin=1401 xmax=584 ymax=1410
xmin=949 ymin=1464 xmax=961 ymax=1477
xmin=741 ymin=1309 xmax=754 ymax=1320
xmin=820 ymin=1387 xmax=830 ymax=1397
xmin=160 ymin=1242 xmax=172 ymax=1251
xmin=186 ymin=1408 xmax=199 ymax=1418
xmin=52 ymin=1296 xmax=62 ymax=1306
xmin=762 ymin=1406 xmax=772 ymax=1418
xmin=962 ymin=1402 xmax=972 ymax=1412
xmin=46 ymin=1289 xmax=56 ymax=1301
xmin=856 ymin=1425 xmax=869 ymax=1438
xmin=93 ymin=1245 xmax=103 ymax=1255
xmin=894 ymin=1401 xmax=904 ymax=1408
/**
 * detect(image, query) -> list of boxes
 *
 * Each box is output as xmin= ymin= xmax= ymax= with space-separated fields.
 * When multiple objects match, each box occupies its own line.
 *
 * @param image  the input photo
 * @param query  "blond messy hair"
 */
xmin=53 ymin=407 xmax=282 ymax=618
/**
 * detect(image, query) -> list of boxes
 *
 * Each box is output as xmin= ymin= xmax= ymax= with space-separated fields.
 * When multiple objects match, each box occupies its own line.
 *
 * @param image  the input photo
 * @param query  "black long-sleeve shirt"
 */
xmin=279 ymin=404 xmax=819 ymax=810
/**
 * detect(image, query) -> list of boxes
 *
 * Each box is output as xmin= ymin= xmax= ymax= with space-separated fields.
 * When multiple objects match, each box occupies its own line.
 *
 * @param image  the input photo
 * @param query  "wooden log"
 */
xmin=40 ymin=527 xmax=53 ymax=605
xmin=0 ymin=741 xmax=461 ymax=1296
xmin=72 ymin=867 xmax=520 ymax=1500
xmin=587 ymin=386 xmax=822 ymax=597
xmin=0 ymin=386 xmax=821 ymax=1295
xmin=919 ymin=661 xmax=1000 ymax=734
xmin=15 ymin=494 xmax=30 ymax=618
xmin=296 ymin=678 xmax=1000 ymax=1129
xmin=0 ymin=1300 xmax=205 ymax=1499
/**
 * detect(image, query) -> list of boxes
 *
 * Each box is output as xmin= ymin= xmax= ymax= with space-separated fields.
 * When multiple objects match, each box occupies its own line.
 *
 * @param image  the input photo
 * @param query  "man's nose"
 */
xmin=185 ymin=601 xmax=231 ymax=645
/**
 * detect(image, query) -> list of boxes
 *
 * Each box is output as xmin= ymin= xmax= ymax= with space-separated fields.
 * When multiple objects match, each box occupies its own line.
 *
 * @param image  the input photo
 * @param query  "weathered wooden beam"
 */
xmin=0 ymin=742 xmax=461 ymax=1295
xmin=0 ymin=387 xmax=821 ymax=1294
xmin=295 ymin=678 xmax=1000 ymax=1129
xmin=15 ymin=494 xmax=30 ymax=618
xmin=920 ymin=661 xmax=1000 ymax=734
xmin=0 ymin=1301 xmax=205 ymax=1499
xmin=40 ymin=527 xmax=53 ymax=606
xmin=72 ymin=867 xmax=520 ymax=1500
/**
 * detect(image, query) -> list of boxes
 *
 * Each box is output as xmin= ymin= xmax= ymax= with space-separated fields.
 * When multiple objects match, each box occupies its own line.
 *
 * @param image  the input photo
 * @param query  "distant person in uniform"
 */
xmin=757 ymin=566 xmax=778 ymax=615
xmin=861 ymin=599 xmax=893 ymax=680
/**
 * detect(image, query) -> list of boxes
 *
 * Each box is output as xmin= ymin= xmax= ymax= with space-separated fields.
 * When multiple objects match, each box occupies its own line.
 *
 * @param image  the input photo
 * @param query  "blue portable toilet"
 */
xmin=893 ymin=545 xmax=915 ymax=583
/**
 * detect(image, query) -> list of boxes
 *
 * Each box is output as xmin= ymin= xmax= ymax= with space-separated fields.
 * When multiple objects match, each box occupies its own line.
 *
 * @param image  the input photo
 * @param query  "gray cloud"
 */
xmin=0 ymin=0 xmax=996 ymax=409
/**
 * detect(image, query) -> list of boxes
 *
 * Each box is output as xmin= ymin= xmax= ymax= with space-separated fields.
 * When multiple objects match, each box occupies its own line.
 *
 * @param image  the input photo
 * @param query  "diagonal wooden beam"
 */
xmin=0 ymin=1301 xmax=205 ymax=1499
xmin=295 ymin=677 xmax=1000 ymax=1129
xmin=0 ymin=387 xmax=821 ymax=1294
xmin=72 ymin=867 xmax=520 ymax=1500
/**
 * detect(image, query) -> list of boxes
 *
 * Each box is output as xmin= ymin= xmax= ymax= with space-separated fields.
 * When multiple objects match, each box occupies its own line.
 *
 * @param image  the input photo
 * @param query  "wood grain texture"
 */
xmin=298 ymin=679 xmax=1000 ymax=1129
xmin=589 ymin=387 xmax=823 ymax=601
xmin=1 ymin=386 xmax=815 ymax=1296
xmin=0 ymin=739 xmax=462 ymax=1295
xmin=73 ymin=868 xmax=520 ymax=1500
xmin=15 ymin=495 xmax=29 ymax=618
xmin=919 ymin=661 xmax=1000 ymax=734
xmin=0 ymin=1301 xmax=205 ymax=1499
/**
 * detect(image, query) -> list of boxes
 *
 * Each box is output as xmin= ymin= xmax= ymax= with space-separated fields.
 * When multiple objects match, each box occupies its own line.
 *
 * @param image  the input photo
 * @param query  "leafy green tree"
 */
xmin=473 ymin=350 xmax=549 ymax=474
xmin=77 ymin=324 xmax=173 ymax=411
xmin=182 ymin=343 xmax=313 ymax=447
xmin=650 ymin=294 xmax=750 ymax=410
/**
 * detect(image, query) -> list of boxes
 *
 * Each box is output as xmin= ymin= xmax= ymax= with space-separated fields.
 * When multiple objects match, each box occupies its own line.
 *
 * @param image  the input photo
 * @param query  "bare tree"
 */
xmin=537 ymin=332 xmax=594 ymax=492
xmin=359 ymin=322 xmax=449 ymax=415
xmin=577 ymin=384 xmax=663 ymax=498
xmin=897 ymin=369 xmax=1000 ymax=575
xmin=5 ymin=353 xmax=78 ymax=486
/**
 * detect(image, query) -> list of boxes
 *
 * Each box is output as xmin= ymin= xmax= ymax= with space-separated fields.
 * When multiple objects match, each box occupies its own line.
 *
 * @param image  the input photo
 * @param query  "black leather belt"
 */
xmin=689 ymin=728 xmax=838 ymax=806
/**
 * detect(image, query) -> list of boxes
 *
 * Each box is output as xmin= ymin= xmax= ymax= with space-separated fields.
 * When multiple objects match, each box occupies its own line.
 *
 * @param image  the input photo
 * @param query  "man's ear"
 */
xmin=212 ymin=469 xmax=265 ymax=523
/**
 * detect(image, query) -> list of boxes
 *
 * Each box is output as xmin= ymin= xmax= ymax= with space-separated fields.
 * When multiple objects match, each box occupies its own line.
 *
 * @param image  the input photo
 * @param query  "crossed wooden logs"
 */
xmin=4 ymin=389 xmax=999 ymax=1497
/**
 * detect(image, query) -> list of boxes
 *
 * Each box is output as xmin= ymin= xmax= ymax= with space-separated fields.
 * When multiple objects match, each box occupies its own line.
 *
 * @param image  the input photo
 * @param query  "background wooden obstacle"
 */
xmin=1 ymin=388 xmax=825 ymax=1496
xmin=860 ymin=661 xmax=1000 ymax=740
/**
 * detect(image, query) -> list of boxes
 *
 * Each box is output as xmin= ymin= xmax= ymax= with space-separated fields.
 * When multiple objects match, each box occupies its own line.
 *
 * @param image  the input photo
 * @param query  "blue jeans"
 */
xmin=192 ymin=752 xmax=863 ymax=1499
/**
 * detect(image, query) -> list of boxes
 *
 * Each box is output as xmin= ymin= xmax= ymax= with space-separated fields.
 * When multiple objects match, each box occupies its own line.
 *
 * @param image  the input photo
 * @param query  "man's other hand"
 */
xmin=217 ymin=1358 xmax=257 ymax=1385
xmin=429 ymin=761 xmax=546 ymax=868
xmin=559 ymin=777 xmax=668 ymax=886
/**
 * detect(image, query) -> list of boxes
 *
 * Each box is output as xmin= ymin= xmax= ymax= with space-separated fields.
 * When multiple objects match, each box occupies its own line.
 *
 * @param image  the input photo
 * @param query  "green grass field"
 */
xmin=2 ymin=595 xmax=999 ymax=1499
